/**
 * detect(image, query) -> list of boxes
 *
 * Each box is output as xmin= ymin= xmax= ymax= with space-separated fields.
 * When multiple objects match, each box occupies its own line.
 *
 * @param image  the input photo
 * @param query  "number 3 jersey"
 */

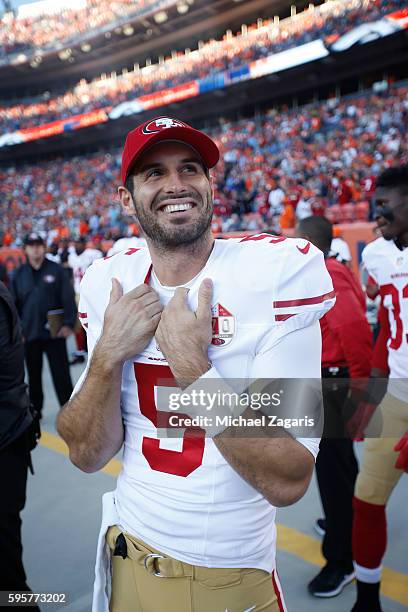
xmin=75 ymin=236 xmax=335 ymax=572
xmin=362 ymin=237 xmax=408 ymax=402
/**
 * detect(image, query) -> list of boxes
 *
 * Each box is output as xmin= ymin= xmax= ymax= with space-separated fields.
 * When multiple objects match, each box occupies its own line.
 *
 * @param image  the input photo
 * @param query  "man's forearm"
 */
xmin=213 ymin=410 xmax=314 ymax=507
xmin=56 ymin=341 xmax=124 ymax=472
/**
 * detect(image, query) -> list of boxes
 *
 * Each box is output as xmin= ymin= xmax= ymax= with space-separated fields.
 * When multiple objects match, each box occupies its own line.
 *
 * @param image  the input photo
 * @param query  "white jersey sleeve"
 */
xmin=201 ymin=238 xmax=333 ymax=458
xmin=257 ymin=239 xmax=333 ymax=458
xmin=270 ymin=238 xmax=335 ymax=336
xmin=250 ymin=321 xmax=322 ymax=459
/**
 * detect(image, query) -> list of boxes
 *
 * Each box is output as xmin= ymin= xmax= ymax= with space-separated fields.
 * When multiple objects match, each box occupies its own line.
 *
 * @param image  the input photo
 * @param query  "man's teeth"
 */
xmin=162 ymin=203 xmax=193 ymax=213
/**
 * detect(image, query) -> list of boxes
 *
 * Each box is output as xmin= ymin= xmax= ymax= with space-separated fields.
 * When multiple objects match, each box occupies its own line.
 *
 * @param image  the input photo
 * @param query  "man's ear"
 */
xmin=118 ymin=185 xmax=135 ymax=216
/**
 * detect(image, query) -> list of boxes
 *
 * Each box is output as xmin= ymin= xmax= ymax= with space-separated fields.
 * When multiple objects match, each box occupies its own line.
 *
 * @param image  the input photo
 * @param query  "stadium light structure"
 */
xmin=154 ymin=10 xmax=168 ymax=23
xmin=123 ymin=25 xmax=134 ymax=35
xmin=177 ymin=2 xmax=189 ymax=14
xmin=58 ymin=49 xmax=72 ymax=60
xmin=81 ymin=43 xmax=92 ymax=52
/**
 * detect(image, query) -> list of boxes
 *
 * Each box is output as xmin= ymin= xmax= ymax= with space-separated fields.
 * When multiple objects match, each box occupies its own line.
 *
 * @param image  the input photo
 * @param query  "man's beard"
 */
xmin=133 ymin=192 xmax=213 ymax=249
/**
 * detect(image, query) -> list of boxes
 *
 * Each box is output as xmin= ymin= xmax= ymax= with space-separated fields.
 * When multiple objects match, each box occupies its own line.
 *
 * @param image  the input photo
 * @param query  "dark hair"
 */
xmin=298 ymin=215 xmax=333 ymax=255
xmin=376 ymin=165 xmax=408 ymax=196
xmin=125 ymin=175 xmax=134 ymax=194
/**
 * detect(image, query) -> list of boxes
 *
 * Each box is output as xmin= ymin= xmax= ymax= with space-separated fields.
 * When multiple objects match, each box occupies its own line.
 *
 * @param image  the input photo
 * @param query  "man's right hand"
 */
xmin=98 ymin=278 xmax=162 ymax=364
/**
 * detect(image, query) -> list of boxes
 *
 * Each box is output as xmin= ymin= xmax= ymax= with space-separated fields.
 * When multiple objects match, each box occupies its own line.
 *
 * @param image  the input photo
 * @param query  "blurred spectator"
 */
xmin=268 ymin=180 xmax=285 ymax=218
xmin=45 ymin=242 xmax=61 ymax=263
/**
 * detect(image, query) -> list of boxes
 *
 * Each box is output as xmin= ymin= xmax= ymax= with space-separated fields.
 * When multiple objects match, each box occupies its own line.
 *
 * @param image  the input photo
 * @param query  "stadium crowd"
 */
xmin=1 ymin=84 xmax=406 ymax=248
xmin=1 ymin=0 xmax=405 ymax=133
xmin=0 ymin=0 xmax=178 ymax=61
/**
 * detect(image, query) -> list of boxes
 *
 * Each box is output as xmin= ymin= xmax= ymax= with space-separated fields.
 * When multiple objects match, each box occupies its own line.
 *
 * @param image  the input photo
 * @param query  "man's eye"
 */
xmin=147 ymin=169 xmax=162 ymax=178
xmin=181 ymin=165 xmax=197 ymax=173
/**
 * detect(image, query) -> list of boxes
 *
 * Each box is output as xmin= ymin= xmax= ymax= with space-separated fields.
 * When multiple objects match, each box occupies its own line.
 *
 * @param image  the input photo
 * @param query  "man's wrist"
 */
xmin=169 ymin=353 xmax=212 ymax=389
xmin=93 ymin=340 xmax=125 ymax=371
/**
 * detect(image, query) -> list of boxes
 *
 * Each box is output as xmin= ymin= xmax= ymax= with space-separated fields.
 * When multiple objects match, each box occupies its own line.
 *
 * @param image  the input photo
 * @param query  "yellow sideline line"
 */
xmin=40 ymin=431 xmax=408 ymax=607
xmin=276 ymin=525 xmax=408 ymax=607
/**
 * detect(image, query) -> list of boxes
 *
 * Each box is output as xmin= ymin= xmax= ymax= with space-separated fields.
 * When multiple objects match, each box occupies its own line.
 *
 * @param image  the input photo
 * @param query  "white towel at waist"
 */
xmin=92 ymin=490 xmax=120 ymax=612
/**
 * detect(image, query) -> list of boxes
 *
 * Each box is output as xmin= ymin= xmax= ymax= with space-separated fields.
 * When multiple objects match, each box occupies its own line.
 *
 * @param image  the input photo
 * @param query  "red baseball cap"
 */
xmin=121 ymin=116 xmax=220 ymax=184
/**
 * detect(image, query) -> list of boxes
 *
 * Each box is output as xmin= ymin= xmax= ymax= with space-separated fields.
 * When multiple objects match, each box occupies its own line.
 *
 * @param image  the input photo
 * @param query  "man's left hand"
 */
xmin=155 ymin=278 xmax=213 ymax=387
xmin=394 ymin=430 xmax=408 ymax=472
xmin=57 ymin=325 xmax=74 ymax=339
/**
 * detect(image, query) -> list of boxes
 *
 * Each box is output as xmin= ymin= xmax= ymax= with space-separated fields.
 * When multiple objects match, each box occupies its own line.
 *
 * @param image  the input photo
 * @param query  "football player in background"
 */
xmin=296 ymin=216 xmax=372 ymax=599
xmin=57 ymin=117 xmax=335 ymax=612
xmin=351 ymin=165 xmax=408 ymax=612
xmin=106 ymin=228 xmax=147 ymax=257
xmin=68 ymin=237 xmax=103 ymax=364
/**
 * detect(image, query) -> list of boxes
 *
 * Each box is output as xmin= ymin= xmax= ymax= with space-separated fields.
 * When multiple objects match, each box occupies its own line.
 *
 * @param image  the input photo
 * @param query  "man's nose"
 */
xmin=163 ymin=170 xmax=187 ymax=194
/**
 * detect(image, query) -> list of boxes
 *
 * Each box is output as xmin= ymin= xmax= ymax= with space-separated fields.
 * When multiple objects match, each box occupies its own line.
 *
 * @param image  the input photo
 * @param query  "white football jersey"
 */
xmin=362 ymin=237 xmax=408 ymax=401
xmin=75 ymin=235 xmax=334 ymax=572
xmin=68 ymin=248 xmax=103 ymax=294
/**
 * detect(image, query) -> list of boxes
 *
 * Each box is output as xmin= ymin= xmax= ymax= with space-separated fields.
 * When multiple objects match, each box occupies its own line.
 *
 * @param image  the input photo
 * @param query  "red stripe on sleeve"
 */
xmin=273 ymin=290 xmax=335 ymax=309
xmin=78 ymin=312 xmax=87 ymax=319
xmin=275 ymin=314 xmax=296 ymax=322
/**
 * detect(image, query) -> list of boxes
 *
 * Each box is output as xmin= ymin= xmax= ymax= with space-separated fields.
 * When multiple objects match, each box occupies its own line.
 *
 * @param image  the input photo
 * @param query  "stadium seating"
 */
xmin=0 ymin=0 xmax=405 ymax=133
xmin=1 ymin=84 xmax=406 ymax=247
xmin=0 ymin=0 xmax=178 ymax=61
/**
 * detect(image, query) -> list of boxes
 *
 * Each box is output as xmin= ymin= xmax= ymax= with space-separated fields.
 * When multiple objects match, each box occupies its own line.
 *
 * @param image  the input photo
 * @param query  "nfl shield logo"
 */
xmin=211 ymin=303 xmax=235 ymax=346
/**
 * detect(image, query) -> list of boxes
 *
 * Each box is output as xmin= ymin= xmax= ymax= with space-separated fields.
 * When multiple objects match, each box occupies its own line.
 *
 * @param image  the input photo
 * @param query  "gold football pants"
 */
xmin=106 ymin=525 xmax=286 ymax=612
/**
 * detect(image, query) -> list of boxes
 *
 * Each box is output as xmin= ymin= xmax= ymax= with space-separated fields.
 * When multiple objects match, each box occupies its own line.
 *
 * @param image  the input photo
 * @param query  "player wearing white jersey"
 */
xmin=352 ymin=166 xmax=408 ymax=612
xmin=57 ymin=117 xmax=335 ymax=612
xmin=68 ymin=237 xmax=103 ymax=364
xmin=68 ymin=238 xmax=103 ymax=295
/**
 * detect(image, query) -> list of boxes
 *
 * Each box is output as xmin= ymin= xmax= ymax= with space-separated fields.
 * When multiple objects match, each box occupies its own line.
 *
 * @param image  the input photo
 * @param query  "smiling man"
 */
xmin=57 ymin=117 xmax=335 ymax=612
xmin=351 ymin=165 xmax=408 ymax=612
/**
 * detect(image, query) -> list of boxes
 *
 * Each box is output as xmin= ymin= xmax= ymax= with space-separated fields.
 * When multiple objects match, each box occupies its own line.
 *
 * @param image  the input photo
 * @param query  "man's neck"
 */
xmin=394 ymin=231 xmax=408 ymax=251
xmin=29 ymin=259 xmax=44 ymax=270
xmin=148 ymin=235 xmax=215 ymax=286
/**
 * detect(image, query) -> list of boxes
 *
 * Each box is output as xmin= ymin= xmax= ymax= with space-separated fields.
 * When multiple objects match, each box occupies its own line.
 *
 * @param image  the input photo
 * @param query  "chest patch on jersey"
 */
xmin=211 ymin=303 xmax=235 ymax=346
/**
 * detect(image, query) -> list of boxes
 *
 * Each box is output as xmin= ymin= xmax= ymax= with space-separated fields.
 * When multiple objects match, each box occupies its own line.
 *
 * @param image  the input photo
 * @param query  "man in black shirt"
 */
xmin=11 ymin=233 xmax=76 ymax=419
xmin=0 ymin=281 xmax=40 ymax=608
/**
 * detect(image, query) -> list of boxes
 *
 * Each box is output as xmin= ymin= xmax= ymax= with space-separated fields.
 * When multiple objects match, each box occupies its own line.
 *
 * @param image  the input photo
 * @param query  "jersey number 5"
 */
xmin=134 ymin=363 xmax=205 ymax=477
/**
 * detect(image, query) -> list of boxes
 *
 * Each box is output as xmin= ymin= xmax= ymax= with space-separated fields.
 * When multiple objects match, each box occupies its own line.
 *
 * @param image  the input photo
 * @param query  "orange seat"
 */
xmin=340 ymin=203 xmax=355 ymax=223
xmin=326 ymin=204 xmax=341 ymax=224
xmin=355 ymin=201 xmax=369 ymax=221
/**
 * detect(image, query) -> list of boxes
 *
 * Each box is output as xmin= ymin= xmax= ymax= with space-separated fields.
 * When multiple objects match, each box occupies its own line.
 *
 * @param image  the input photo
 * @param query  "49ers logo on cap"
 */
xmin=142 ymin=117 xmax=188 ymax=135
xmin=211 ymin=303 xmax=235 ymax=346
